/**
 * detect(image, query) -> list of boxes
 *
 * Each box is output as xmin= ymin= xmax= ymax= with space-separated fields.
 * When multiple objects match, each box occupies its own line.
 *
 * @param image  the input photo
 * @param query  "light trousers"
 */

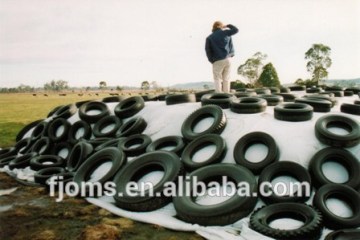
xmin=212 ymin=58 xmax=231 ymax=93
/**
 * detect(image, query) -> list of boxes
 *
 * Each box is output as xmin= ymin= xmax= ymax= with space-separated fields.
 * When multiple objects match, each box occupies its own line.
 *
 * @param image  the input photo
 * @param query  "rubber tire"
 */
xmin=234 ymin=132 xmax=279 ymax=175
xmin=304 ymin=94 xmax=337 ymax=107
xmin=30 ymin=155 xmax=65 ymax=171
xmin=181 ymin=134 xmax=226 ymax=171
xmin=274 ymin=103 xmax=313 ymax=122
xmin=295 ymin=98 xmax=332 ymax=112
xmin=165 ymin=93 xmax=196 ymax=105
xmin=51 ymin=142 xmax=73 ymax=161
xmin=52 ymin=104 xmax=77 ymax=119
xmin=306 ymin=88 xmax=322 ymax=93
xmin=0 ymin=147 xmax=17 ymax=161
xmin=16 ymin=119 xmax=44 ymax=142
xmin=230 ymin=97 xmax=267 ymax=114
xmin=195 ymin=89 xmax=215 ymax=102
xmin=258 ymin=94 xmax=283 ymax=106
xmin=68 ymin=120 xmax=92 ymax=144
xmin=93 ymin=115 xmax=122 ymax=138
xmin=355 ymin=100 xmax=360 ymax=105
xmin=47 ymin=105 xmax=63 ymax=118
xmin=86 ymin=138 xmax=113 ymax=148
xmin=118 ymin=134 xmax=152 ymax=157
xmin=325 ymin=86 xmax=345 ymax=91
xmin=258 ymin=161 xmax=312 ymax=204
xmin=0 ymin=155 xmax=18 ymax=168
xmin=275 ymin=93 xmax=297 ymax=102
xmin=146 ymin=135 xmax=185 ymax=156
xmin=269 ymin=87 xmax=280 ymax=93
xmin=45 ymin=171 xmax=75 ymax=192
xmin=115 ymin=117 xmax=147 ymax=138
xmin=114 ymin=96 xmax=145 ymax=119
xmin=79 ymin=101 xmax=110 ymax=124
xmin=73 ymin=147 xmax=126 ymax=196
xmin=288 ymin=85 xmax=306 ymax=91
xmin=234 ymin=92 xmax=257 ymax=98
xmin=75 ymin=100 xmax=91 ymax=108
xmin=173 ymin=163 xmax=257 ymax=226
xmin=14 ymin=137 xmax=33 ymax=154
xmin=255 ymin=88 xmax=271 ymax=95
xmin=313 ymin=184 xmax=360 ymax=230
xmin=34 ymin=167 xmax=66 ymax=185
xmin=309 ymin=147 xmax=360 ymax=189
xmin=345 ymin=87 xmax=360 ymax=94
xmin=181 ymin=105 xmax=227 ymax=141
xmin=31 ymin=137 xmax=53 ymax=155
xmin=280 ymin=87 xmax=291 ymax=93
xmin=95 ymin=138 xmax=126 ymax=152
xmin=47 ymin=118 xmax=71 ymax=143
xmin=8 ymin=152 xmax=38 ymax=170
xmin=325 ymin=229 xmax=360 ymax=240
xmin=30 ymin=121 xmax=49 ymax=141
xmin=344 ymin=91 xmax=354 ymax=97
xmin=250 ymin=203 xmax=323 ymax=240
xmin=67 ymin=141 xmax=94 ymax=172
xmin=113 ymin=151 xmax=183 ymax=212
xmin=327 ymin=91 xmax=344 ymax=97
xmin=201 ymin=93 xmax=235 ymax=109
xmin=341 ymin=103 xmax=360 ymax=115
xmin=315 ymin=114 xmax=360 ymax=147
xmin=102 ymin=96 xmax=125 ymax=103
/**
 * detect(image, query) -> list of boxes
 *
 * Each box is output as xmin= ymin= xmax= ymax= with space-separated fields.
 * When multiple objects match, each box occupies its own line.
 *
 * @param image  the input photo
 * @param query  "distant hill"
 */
xmin=170 ymin=81 xmax=214 ymax=90
xmin=324 ymin=78 xmax=360 ymax=86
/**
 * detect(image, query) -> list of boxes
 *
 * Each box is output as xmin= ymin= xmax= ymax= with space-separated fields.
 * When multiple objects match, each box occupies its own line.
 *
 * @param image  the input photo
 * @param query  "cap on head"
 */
xmin=212 ymin=21 xmax=224 ymax=32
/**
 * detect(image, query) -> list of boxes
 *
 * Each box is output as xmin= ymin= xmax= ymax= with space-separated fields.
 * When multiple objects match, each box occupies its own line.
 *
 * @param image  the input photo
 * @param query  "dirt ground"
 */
xmin=0 ymin=172 xmax=203 ymax=240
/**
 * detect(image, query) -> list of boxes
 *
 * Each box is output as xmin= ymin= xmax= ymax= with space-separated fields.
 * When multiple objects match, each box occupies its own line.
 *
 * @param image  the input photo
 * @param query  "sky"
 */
xmin=0 ymin=0 xmax=359 ymax=88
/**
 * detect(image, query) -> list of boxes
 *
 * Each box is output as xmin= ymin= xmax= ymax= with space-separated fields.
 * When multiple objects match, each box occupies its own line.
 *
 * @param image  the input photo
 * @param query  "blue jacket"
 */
xmin=205 ymin=24 xmax=238 ymax=63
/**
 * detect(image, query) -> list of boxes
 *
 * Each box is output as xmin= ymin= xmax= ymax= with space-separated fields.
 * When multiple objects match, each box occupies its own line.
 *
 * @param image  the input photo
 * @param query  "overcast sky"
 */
xmin=0 ymin=0 xmax=359 ymax=88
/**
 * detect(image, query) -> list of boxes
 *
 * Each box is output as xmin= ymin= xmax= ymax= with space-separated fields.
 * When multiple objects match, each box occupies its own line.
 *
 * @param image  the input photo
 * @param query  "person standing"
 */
xmin=205 ymin=21 xmax=238 ymax=93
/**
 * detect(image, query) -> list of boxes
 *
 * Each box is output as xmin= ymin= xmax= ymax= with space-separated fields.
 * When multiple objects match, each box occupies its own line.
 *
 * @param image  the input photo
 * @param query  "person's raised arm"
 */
xmin=224 ymin=24 xmax=238 ymax=36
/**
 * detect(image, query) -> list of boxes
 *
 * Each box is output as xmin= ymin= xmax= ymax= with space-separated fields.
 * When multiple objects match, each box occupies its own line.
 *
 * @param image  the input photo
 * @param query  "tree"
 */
xmin=99 ymin=81 xmax=107 ymax=90
xmin=305 ymin=43 xmax=332 ymax=85
xmin=141 ymin=81 xmax=150 ymax=90
xmin=230 ymin=80 xmax=246 ymax=90
xmin=116 ymin=86 xmax=123 ymax=91
xmin=257 ymin=63 xmax=281 ymax=87
xmin=151 ymin=81 xmax=159 ymax=89
xmin=203 ymin=84 xmax=210 ymax=90
xmin=44 ymin=80 xmax=69 ymax=91
xmin=238 ymin=52 xmax=267 ymax=86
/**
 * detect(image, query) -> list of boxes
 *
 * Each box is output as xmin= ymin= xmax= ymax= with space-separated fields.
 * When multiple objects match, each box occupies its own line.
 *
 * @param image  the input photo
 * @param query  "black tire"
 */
xmin=165 ymin=94 xmax=196 ymax=105
xmin=113 ymin=151 xmax=183 ymax=212
xmin=258 ymin=161 xmax=312 ymax=204
xmin=233 ymin=132 xmax=279 ymax=175
xmin=86 ymin=137 xmax=113 ymax=148
xmin=47 ymin=118 xmax=71 ymax=143
xmin=250 ymin=203 xmax=322 ymax=240
xmin=14 ymin=137 xmax=33 ymax=154
xmin=47 ymin=105 xmax=63 ymax=118
xmin=66 ymin=141 xmax=93 ymax=172
xmin=309 ymin=147 xmax=360 ymax=189
xmin=102 ymin=96 xmax=125 ymax=103
xmin=201 ymin=93 xmax=235 ymax=109
xmin=45 ymin=171 xmax=75 ymax=192
xmin=94 ymin=138 xmax=126 ymax=152
xmin=325 ymin=229 xmax=360 ymax=240
xmin=295 ymin=98 xmax=332 ymax=112
xmin=274 ymin=93 xmax=297 ymax=102
xmin=325 ymin=86 xmax=345 ymax=91
xmin=146 ymin=135 xmax=185 ymax=156
xmin=114 ymin=96 xmax=145 ymax=119
xmin=115 ymin=117 xmax=147 ymax=137
xmin=73 ymin=147 xmax=126 ymax=196
xmin=181 ymin=105 xmax=226 ymax=141
xmin=30 ymin=121 xmax=49 ymax=141
xmin=304 ymin=94 xmax=337 ymax=107
xmin=288 ymin=85 xmax=306 ymax=91
xmin=344 ymin=91 xmax=354 ymax=96
xmin=173 ymin=163 xmax=257 ymax=226
xmin=8 ymin=152 xmax=38 ymax=170
xmin=34 ymin=167 xmax=66 ymax=185
xmin=79 ymin=101 xmax=110 ymax=124
xmin=75 ymin=100 xmax=91 ymax=108
xmin=345 ymin=87 xmax=360 ymax=94
xmin=274 ymin=103 xmax=313 ymax=122
xmin=315 ymin=114 xmax=360 ymax=147
xmin=195 ymin=89 xmax=215 ymax=102
xmin=230 ymin=97 xmax=267 ymax=114
xmin=51 ymin=142 xmax=73 ymax=161
xmin=355 ymin=100 xmax=360 ymax=105
xmin=258 ymin=94 xmax=283 ymax=106
xmin=93 ymin=115 xmax=122 ymax=138
xmin=0 ymin=147 xmax=17 ymax=161
xmin=313 ymin=184 xmax=360 ymax=230
xmin=52 ymin=104 xmax=77 ymax=119
xmin=118 ymin=134 xmax=152 ymax=157
xmin=0 ymin=155 xmax=18 ymax=168
xmin=269 ymin=87 xmax=280 ymax=93
xmin=68 ymin=120 xmax=92 ymax=144
xmin=341 ymin=103 xmax=360 ymax=115
xmin=30 ymin=155 xmax=65 ymax=171
xmin=255 ymin=88 xmax=271 ymax=95
xmin=319 ymin=92 xmax=336 ymax=97
xmin=306 ymin=88 xmax=322 ymax=93
xmin=280 ymin=87 xmax=291 ymax=93
xmin=141 ymin=94 xmax=157 ymax=102
xmin=31 ymin=137 xmax=53 ymax=155
xmin=234 ymin=92 xmax=257 ymax=98
xmin=181 ymin=134 xmax=226 ymax=171
xmin=326 ymin=91 xmax=344 ymax=97
xmin=16 ymin=119 xmax=44 ymax=142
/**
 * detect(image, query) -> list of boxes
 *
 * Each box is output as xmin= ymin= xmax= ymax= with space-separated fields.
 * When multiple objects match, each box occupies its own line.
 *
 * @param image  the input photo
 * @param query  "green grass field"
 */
xmin=0 ymin=92 xmax=123 ymax=148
